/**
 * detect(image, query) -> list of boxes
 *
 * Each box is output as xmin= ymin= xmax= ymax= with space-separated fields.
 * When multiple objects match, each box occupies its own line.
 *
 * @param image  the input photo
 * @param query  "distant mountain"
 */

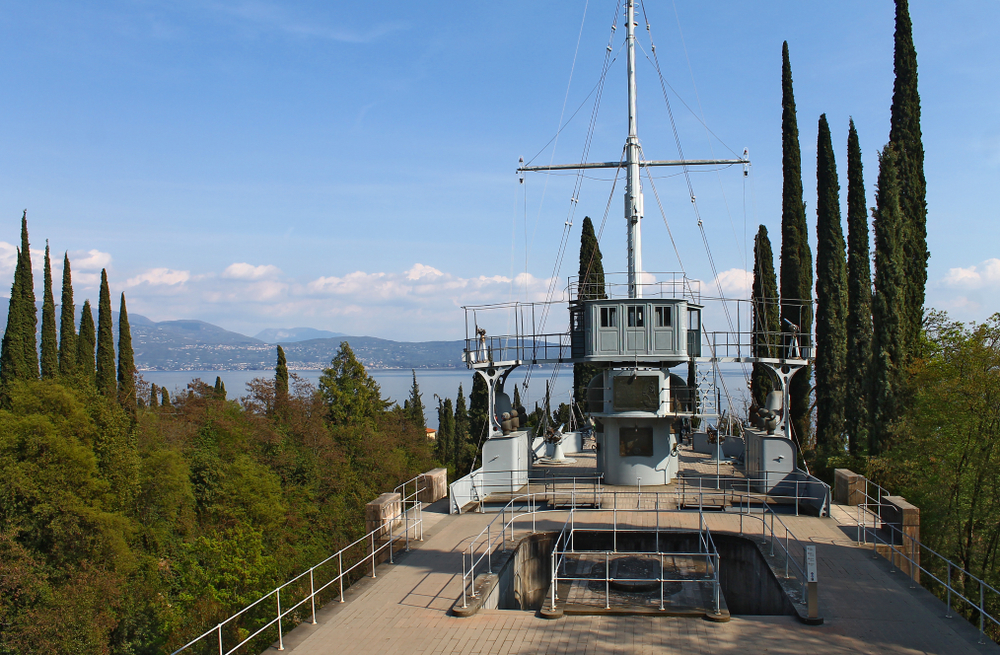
xmin=0 ymin=303 xmax=466 ymax=370
xmin=255 ymin=327 xmax=345 ymax=343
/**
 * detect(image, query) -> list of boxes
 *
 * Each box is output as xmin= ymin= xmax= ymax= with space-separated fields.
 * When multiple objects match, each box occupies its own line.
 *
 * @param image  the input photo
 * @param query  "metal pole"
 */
xmin=371 ymin=534 xmax=376 ymax=577
xmin=659 ymin=553 xmax=665 ymax=610
xmin=714 ymin=554 xmax=721 ymax=615
xmin=551 ymin=550 xmax=557 ymax=608
xmin=462 ymin=554 xmax=468 ymax=608
xmin=946 ymin=563 xmax=953 ymax=618
xmin=471 ymin=544 xmax=477 ymax=597
xmin=795 ymin=480 xmax=799 ymax=517
xmin=405 ymin=491 xmax=410 ymax=552
xmin=339 ymin=552 xmax=344 ymax=602
xmin=606 ymin=551 xmax=611 ymax=609
xmin=277 ymin=589 xmax=284 ymax=651
xmin=487 ymin=525 xmax=492 ymax=572
xmin=310 ymin=568 xmax=317 ymax=624
xmin=614 ymin=493 xmax=618 ymax=552
xmin=769 ymin=512 xmax=774 ymax=557
xmin=389 ymin=512 xmax=394 ymax=564
xmin=981 ymin=581 xmax=986 ymax=644
xmin=217 ymin=624 xmax=223 ymax=655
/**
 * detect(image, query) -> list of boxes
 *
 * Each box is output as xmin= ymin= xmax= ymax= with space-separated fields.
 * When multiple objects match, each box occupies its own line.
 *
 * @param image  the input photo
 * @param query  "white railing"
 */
xmin=448 ymin=468 xmax=603 ymax=514
xmin=459 ymin=488 xmax=810 ymax=612
xmin=171 ymin=476 xmax=425 ymax=655
xmin=847 ymin=480 xmax=1000 ymax=644
xmin=676 ymin=474 xmax=831 ymax=517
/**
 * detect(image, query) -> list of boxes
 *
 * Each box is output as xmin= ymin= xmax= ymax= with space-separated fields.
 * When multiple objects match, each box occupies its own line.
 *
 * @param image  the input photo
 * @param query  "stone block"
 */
xmin=834 ymin=468 xmax=864 ymax=506
xmin=418 ymin=468 xmax=448 ymax=503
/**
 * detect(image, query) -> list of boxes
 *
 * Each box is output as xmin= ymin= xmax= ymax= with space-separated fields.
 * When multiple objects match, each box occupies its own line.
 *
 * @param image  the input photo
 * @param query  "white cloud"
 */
xmin=942 ymin=259 xmax=1000 ymax=289
xmin=222 ymin=263 xmax=281 ymax=280
xmin=126 ymin=268 xmax=191 ymax=287
xmin=707 ymin=268 xmax=753 ymax=299
xmin=0 ymin=242 xmax=16 ymax=276
xmin=72 ymin=249 xmax=112 ymax=270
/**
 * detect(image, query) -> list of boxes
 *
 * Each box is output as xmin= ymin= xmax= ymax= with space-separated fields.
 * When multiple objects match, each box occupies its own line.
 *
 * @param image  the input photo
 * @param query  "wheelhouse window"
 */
xmin=600 ymin=307 xmax=617 ymax=328
xmin=654 ymin=306 xmax=672 ymax=327
xmin=627 ymin=305 xmax=644 ymax=327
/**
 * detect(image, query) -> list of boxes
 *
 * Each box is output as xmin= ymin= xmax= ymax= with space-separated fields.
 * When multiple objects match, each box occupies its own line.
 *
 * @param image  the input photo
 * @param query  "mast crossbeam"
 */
xmin=517 ymin=158 xmax=747 ymax=172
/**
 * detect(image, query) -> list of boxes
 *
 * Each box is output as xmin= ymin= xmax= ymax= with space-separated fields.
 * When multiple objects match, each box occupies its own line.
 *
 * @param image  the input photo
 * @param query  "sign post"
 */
xmin=804 ymin=545 xmax=819 ymax=621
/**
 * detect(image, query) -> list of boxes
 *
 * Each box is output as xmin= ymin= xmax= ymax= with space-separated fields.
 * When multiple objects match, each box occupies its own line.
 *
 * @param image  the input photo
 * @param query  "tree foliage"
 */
xmin=814 ymin=114 xmax=848 ymax=463
xmin=96 ymin=270 xmax=116 ymax=397
xmin=117 ymin=294 xmax=137 ymax=412
xmin=318 ymin=342 xmax=390 ymax=426
xmin=574 ymin=216 xmax=607 ymax=410
xmin=40 ymin=243 xmax=58 ymax=380
xmin=778 ymin=42 xmax=813 ymax=448
xmin=406 ymin=370 xmax=425 ymax=430
xmin=77 ymin=300 xmax=97 ymax=385
xmin=59 ymin=253 xmax=77 ymax=378
xmin=751 ymin=225 xmax=780 ymax=408
xmin=275 ymin=346 xmax=289 ymax=402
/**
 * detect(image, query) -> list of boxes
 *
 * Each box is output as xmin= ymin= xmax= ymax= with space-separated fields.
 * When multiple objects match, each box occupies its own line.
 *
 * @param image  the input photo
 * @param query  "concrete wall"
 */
xmin=601 ymin=417 xmax=677 ymax=485
xmin=485 ymin=532 xmax=557 ymax=611
xmin=834 ymin=469 xmax=865 ymax=506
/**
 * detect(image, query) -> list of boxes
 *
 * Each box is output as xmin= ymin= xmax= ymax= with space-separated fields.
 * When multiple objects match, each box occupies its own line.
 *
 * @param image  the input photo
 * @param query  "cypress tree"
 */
xmin=40 ymin=242 xmax=58 ymax=379
xmin=889 ymin=0 xmax=927 ymax=358
xmin=407 ymin=370 xmax=426 ymax=430
xmin=470 ymin=373 xmax=489 ymax=444
xmin=149 ymin=383 xmax=159 ymax=408
xmin=77 ymin=300 xmax=96 ymax=383
xmin=1 ymin=249 xmax=27 ymax=385
xmin=117 ymin=293 xmax=136 ymax=411
xmin=513 ymin=385 xmax=523 ymax=414
xmin=778 ymin=42 xmax=813 ymax=447
xmin=96 ymin=269 xmax=116 ymax=397
xmin=214 ymin=376 xmax=226 ymax=399
xmin=751 ymin=225 xmax=780 ymax=408
xmin=18 ymin=212 xmax=38 ymax=380
xmin=160 ymin=386 xmax=170 ymax=407
xmin=574 ymin=216 xmax=607 ymax=410
xmin=438 ymin=397 xmax=455 ymax=470
xmin=58 ymin=252 xmax=76 ymax=377
xmin=454 ymin=384 xmax=469 ymax=473
xmin=275 ymin=345 xmax=289 ymax=400
xmin=870 ymin=146 xmax=907 ymax=455
xmin=814 ymin=114 xmax=848 ymax=461
xmin=845 ymin=120 xmax=873 ymax=455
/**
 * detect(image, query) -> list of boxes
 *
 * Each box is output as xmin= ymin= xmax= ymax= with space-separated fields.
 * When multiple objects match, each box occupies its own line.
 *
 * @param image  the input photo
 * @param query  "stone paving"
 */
xmin=275 ymin=497 xmax=1000 ymax=655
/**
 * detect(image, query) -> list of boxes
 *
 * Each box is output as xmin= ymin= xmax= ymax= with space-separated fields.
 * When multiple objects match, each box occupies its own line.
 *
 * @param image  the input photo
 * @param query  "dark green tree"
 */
xmin=58 ymin=252 xmax=76 ymax=377
xmin=751 ymin=225 xmax=780 ymax=408
xmin=149 ymin=383 xmax=159 ymax=408
xmin=40 ymin=242 xmax=58 ymax=379
xmin=77 ymin=300 xmax=96 ymax=383
xmin=574 ymin=216 xmax=607 ymax=410
xmin=889 ymin=0 xmax=928 ymax=359
xmin=453 ymin=384 xmax=470 ymax=472
xmin=18 ymin=212 xmax=38 ymax=380
xmin=778 ymin=42 xmax=813 ymax=447
xmin=117 ymin=293 xmax=136 ymax=412
xmin=318 ymin=341 xmax=390 ymax=425
xmin=845 ymin=119 xmax=873 ymax=455
xmin=470 ymin=373 xmax=489 ymax=444
xmin=407 ymin=371 xmax=426 ymax=430
xmin=814 ymin=114 xmax=848 ymax=462
xmin=870 ymin=146 xmax=907 ymax=455
xmin=96 ymin=270 xmax=116 ymax=397
xmin=1 ymin=249 xmax=28 ymax=385
xmin=160 ymin=386 xmax=170 ymax=407
xmin=214 ymin=376 xmax=226 ymax=399
xmin=513 ymin=384 xmax=522 ymax=412
xmin=436 ymin=396 xmax=455 ymax=468
xmin=275 ymin=346 xmax=289 ymax=401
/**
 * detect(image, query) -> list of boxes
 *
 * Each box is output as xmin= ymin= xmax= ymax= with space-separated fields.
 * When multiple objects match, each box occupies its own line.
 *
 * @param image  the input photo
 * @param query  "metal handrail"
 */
xmin=848 ymin=484 xmax=1000 ymax=644
xmin=677 ymin=474 xmax=831 ymax=517
xmin=171 ymin=475 xmax=425 ymax=655
xmin=459 ymin=487 xmax=810 ymax=611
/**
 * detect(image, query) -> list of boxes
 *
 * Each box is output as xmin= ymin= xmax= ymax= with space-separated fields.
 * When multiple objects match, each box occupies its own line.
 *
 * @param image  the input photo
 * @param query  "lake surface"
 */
xmin=142 ymin=365 xmax=752 ymax=429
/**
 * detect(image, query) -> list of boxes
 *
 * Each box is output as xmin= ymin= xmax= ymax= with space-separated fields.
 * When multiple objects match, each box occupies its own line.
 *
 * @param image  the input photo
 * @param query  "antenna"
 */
xmin=625 ymin=0 xmax=644 ymax=299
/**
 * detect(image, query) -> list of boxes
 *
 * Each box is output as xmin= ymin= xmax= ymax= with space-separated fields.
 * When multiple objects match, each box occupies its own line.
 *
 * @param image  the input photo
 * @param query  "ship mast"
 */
xmin=624 ymin=0 xmax=643 ymax=299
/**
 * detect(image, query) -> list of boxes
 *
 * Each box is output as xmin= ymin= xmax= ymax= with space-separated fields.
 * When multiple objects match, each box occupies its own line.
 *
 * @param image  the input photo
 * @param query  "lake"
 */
xmin=142 ymin=364 xmax=752 ymax=429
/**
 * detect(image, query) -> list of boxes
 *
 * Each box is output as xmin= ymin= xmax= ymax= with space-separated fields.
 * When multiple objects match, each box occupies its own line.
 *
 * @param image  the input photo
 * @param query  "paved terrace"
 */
xmin=273 ymin=497 xmax=999 ymax=655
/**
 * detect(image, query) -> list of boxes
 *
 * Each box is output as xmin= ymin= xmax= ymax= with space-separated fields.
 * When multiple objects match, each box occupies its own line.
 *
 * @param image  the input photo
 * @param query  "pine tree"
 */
xmin=18 ymin=212 xmax=38 ymax=380
xmin=889 ymin=0 xmax=927 ymax=359
xmin=149 ymin=383 xmax=159 ymax=408
xmin=778 ymin=42 xmax=813 ymax=447
xmin=751 ymin=225 xmax=780 ymax=407
xmin=1 ymin=249 xmax=27 ymax=386
xmin=58 ymin=252 xmax=77 ymax=377
xmin=574 ymin=216 xmax=607 ymax=410
xmin=870 ymin=146 xmax=907 ymax=455
xmin=453 ymin=384 xmax=470 ymax=473
xmin=814 ymin=114 xmax=848 ymax=462
xmin=275 ymin=346 xmax=289 ymax=401
xmin=845 ymin=119 xmax=873 ymax=455
xmin=117 ymin=293 xmax=136 ymax=411
xmin=77 ymin=300 xmax=96 ymax=383
xmin=318 ymin=341 xmax=390 ymax=425
xmin=40 ymin=242 xmax=58 ymax=379
xmin=160 ymin=386 xmax=170 ymax=407
xmin=513 ymin=385 xmax=523 ymax=413
xmin=96 ymin=270 xmax=116 ymax=396
xmin=407 ymin=370 xmax=426 ymax=429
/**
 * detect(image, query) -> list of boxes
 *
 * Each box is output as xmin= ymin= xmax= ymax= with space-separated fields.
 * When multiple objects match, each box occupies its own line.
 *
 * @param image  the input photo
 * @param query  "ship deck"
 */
xmin=270 ymin=445 xmax=1000 ymax=655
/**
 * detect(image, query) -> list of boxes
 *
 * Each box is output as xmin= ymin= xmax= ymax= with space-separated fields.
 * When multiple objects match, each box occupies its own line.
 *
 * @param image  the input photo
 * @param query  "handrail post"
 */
xmin=795 ymin=480 xmax=799 ymax=517
xmin=405 ymin=492 xmax=410 ymax=552
xmin=310 ymin=568 xmax=317 ymax=624
xmin=371 ymin=533 xmax=377 ymax=577
xmin=462 ymin=553 xmax=468 ymax=608
xmin=605 ymin=551 xmax=611 ymax=609
xmin=277 ymin=589 xmax=284 ymax=651
xmin=339 ymin=551 xmax=345 ymax=602
xmin=659 ymin=553 xmax=665 ymax=611
xmin=613 ymin=493 xmax=618 ymax=552
xmin=389 ymin=510 xmax=394 ymax=564
xmin=981 ymin=581 xmax=986 ymax=644
xmin=487 ymin=525 xmax=492 ymax=572
xmin=946 ymin=563 xmax=952 ymax=618
xmin=217 ymin=624 xmax=223 ymax=655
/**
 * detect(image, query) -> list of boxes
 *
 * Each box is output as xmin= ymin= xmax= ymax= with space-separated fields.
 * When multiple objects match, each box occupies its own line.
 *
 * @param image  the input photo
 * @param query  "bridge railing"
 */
xmin=170 ymin=476 xmax=424 ymax=655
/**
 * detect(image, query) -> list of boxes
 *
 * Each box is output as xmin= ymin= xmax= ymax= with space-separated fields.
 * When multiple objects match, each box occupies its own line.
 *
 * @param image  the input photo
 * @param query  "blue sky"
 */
xmin=1 ymin=1 xmax=997 ymax=341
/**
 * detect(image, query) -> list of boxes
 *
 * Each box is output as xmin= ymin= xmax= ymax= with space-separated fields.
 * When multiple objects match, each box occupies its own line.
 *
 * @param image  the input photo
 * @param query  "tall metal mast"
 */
xmin=624 ymin=0 xmax=643 ymax=299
